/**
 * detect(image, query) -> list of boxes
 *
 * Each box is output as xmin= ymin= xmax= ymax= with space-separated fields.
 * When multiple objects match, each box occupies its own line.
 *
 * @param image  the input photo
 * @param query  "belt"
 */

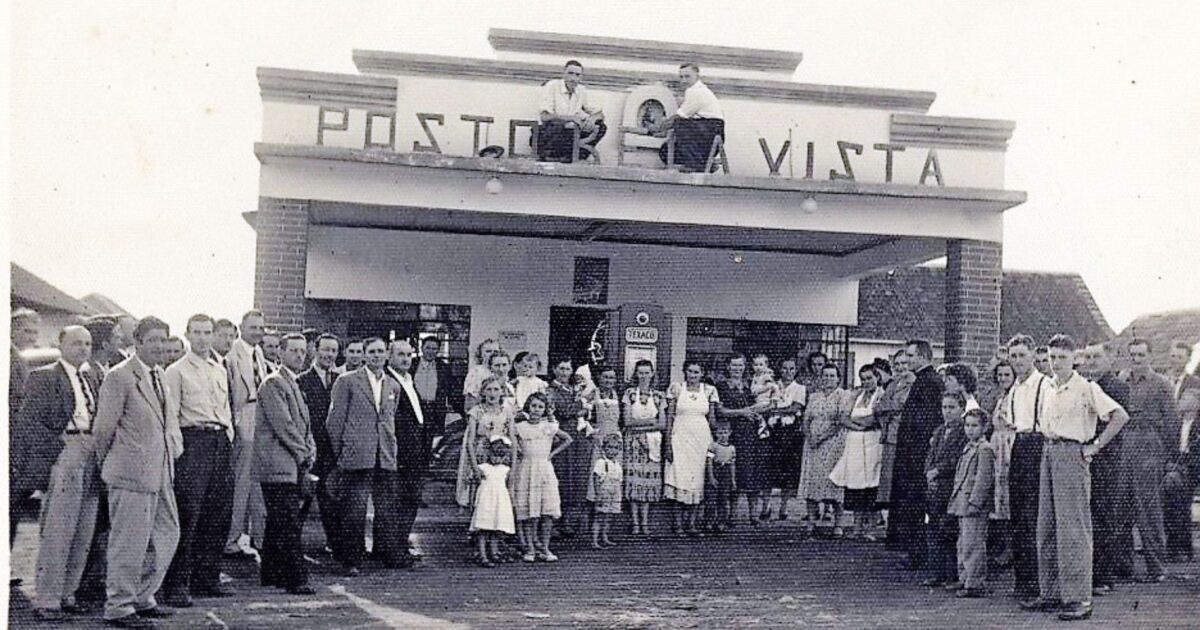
xmin=1044 ymin=435 xmax=1086 ymax=445
xmin=182 ymin=424 xmax=227 ymax=432
xmin=1014 ymin=431 xmax=1043 ymax=438
xmin=64 ymin=429 xmax=92 ymax=435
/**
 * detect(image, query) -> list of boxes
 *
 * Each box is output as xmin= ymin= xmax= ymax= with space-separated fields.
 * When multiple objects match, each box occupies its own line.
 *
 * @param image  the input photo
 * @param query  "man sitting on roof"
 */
xmin=654 ymin=62 xmax=725 ymax=173
xmin=537 ymin=60 xmax=606 ymax=163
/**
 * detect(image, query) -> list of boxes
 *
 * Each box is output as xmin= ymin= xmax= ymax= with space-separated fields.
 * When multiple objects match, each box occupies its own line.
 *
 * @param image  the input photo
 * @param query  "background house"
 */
xmin=850 ymin=266 xmax=1113 ymax=377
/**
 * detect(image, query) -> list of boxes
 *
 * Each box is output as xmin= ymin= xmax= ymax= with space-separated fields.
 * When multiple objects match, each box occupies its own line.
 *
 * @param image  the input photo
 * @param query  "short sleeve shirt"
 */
xmin=1045 ymin=371 xmax=1122 ymax=443
xmin=539 ymin=79 xmax=602 ymax=117
xmin=676 ymin=81 xmax=724 ymax=120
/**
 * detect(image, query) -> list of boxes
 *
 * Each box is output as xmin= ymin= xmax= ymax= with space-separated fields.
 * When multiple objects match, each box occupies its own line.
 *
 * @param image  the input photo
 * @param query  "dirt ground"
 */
xmin=7 ymin=504 xmax=1200 ymax=629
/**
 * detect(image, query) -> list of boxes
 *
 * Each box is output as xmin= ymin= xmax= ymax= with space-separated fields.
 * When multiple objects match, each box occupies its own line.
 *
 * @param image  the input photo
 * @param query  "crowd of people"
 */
xmin=8 ymin=305 xmax=1200 ymax=626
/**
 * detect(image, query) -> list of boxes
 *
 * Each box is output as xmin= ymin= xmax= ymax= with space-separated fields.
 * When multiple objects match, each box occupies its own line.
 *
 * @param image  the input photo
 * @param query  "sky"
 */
xmin=7 ymin=0 xmax=1200 ymax=334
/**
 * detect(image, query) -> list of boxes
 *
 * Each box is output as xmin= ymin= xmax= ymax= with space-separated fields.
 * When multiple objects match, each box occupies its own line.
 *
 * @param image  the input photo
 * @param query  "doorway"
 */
xmin=548 ymin=306 xmax=613 ymax=372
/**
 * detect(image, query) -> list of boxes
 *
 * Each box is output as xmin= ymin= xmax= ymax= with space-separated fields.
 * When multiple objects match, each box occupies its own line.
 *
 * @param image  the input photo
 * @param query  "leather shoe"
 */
xmin=286 ymin=584 xmax=317 ymax=595
xmin=956 ymin=588 xmax=987 ymax=598
xmin=1136 ymin=573 xmax=1166 ymax=584
xmin=1092 ymin=584 xmax=1113 ymax=596
xmin=341 ymin=565 xmax=360 ymax=577
xmin=191 ymin=583 xmax=235 ymax=598
xmin=1057 ymin=602 xmax=1093 ymax=621
xmin=918 ymin=578 xmax=944 ymax=587
xmin=136 ymin=607 xmax=174 ymax=619
xmin=105 ymin=613 xmax=156 ymax=628
xmin=1019 ymin=597 xmax=1062 ymax=612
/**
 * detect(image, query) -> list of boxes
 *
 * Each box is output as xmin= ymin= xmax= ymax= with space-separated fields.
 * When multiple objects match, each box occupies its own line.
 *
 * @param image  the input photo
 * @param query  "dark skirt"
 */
xmin=731 ymin=417 xmax=771 ymax=493
xmin=844 ymin=487 xmax=878 ymax=512
xmin=766 ymin=420 xmax=804 ymax=490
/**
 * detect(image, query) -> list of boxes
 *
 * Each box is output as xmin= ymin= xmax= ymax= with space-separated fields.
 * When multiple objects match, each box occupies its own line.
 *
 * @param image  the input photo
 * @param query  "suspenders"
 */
xmin=1011 ymin=374 xmax=1046 ymax=433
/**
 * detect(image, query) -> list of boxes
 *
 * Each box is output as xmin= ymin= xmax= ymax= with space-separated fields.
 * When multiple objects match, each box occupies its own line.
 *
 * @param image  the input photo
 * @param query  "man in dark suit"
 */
xmin=325 ymin=337 xmax=402 ymax=575
xmin=93 ymin=316 xmax=181 ymax=628
xmin=296 ymin=333 xmax=341 ymax=552
xmin=410 ymin=336 xmax=452 ymax=450
xmin=9 ymin=308 xmax=39 ymax=558
xmin=387 ymin=340 xmax=426 ymax=567
xmin=1165 ymin=341 xmax=1200 ymax=562
xmin=1081 ymin=343 xmax=1133 ymax=594
xmin=889 ymin=338 xmax=944 ymax=570
xmin=19 ymin=326 xmax=103 ymax=621
xmin=254 ymin=333 xmax=317 ymax=595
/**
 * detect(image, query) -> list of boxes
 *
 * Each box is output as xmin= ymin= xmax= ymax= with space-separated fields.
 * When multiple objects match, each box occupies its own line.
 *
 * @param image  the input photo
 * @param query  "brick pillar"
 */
xmin=945 ymin=239 xmax=1002 ymax=375
xmin=254 ymin=197 xmax=308 ymax=332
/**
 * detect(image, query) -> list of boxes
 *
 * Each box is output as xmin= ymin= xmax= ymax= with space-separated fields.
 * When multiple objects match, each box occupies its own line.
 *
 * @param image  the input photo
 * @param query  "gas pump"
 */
xmin=611 ymin=303 xmax=671 ymax=386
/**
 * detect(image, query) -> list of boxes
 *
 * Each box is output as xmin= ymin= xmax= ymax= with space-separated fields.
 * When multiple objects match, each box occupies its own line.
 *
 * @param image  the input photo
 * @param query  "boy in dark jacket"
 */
xmin=920 ymin=391 xmax=970 ymax=588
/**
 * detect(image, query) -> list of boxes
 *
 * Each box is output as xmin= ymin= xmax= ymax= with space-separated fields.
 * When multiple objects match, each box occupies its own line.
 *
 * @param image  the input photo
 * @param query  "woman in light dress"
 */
xmin=798 ymin=364 xmax=853 ymax=536
xmin=623 ymin=360 xmax=666 ymax=536
xmin=463 ymin=339 xmax=501 ymax=412
xmin=664 ymin=361 xmax=718 ymax=536
xmin=456 ymin=376 xmax=517 ymax=509
xmin=830 ymin=364 xmax=884 ymax=540
xmin=985 ymin=360 xmax=1017 ymax=566
xmin=585 ymin=367 xmax=622 ymax=503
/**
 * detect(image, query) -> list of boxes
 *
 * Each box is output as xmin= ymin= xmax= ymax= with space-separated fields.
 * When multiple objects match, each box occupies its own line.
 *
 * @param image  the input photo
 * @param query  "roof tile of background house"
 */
xmin=853 ymin=267 xmax=1114 ymax=346
xmin=11 ymin=263 xmax=96 ymax=316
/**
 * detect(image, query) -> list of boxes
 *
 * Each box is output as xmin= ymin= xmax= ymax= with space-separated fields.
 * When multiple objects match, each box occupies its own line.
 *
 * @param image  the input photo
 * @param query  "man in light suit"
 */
xmin=296 ymin=333 xmax=341 ymax=552
xmin=21 ymin=326 xmax=102 ymax=621
xmin=385 ymin=340 xmax=426 ymax=568
xmin=224 ymin=309 xmax=269 ymax=557
xmin=93 ymin=316 xmax=181 ymax=628
xmin=325 ymin=337 xmax=402 ymax=574
xmin=254 ymin=333 xmax=317 ymax=595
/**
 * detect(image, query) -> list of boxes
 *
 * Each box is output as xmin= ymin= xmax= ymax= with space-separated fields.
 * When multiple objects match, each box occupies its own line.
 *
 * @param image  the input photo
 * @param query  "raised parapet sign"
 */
xmin=258 ymin=31 xmax=1015 ymax=190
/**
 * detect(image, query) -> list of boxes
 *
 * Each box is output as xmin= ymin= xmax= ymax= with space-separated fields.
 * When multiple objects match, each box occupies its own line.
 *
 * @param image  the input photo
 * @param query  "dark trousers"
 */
xmin=337 ymin=467 xmax=401 ymax=568
xmin=1120 ymin=432 xmax=1167 ymax=576
xmin=1164 ymin=464 xmax=1196 ymax=559
xmin=536 ymin=120 xmax=606 ymax=162
xmin=163 ymin=428 xmax=233 ymax=595
xmin=928 ymin=511 xmax=959 ymax=582
xmin=1009 ymin=433 xmax=1043 ymax=597
xmin=659 ymin=118 xmax=725 ymax=172
xmin=298 ymin=473 xmax=339 ymax=554
xmin=394 ymin=469 xmax=424 ymax=549
xmin=1091 ymin=435 xmax=1127 ymax=586
xmin=260 ymin=483 xmax=307 ymax=589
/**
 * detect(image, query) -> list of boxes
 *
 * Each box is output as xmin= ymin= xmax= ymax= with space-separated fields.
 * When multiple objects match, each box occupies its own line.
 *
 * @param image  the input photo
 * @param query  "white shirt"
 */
xmin=388 ymin=368 xmax=425 ymax=425
xmin=1045 ymin=371 xmax=1122 ymax=443
xmin=313 ymin=364 xmax=334 ymax=389
xmin=539 ymin=79 xmax=602 ymax=118
xmin=676 ymin=80 xmax=724 ymax=120
xmin=1002 ymin=370 xmax=1052 ymax=433
xmin=59 ymin=360 xmax=93 ymax=432
xmin=365 ymin=368 xmax=385 ymax=412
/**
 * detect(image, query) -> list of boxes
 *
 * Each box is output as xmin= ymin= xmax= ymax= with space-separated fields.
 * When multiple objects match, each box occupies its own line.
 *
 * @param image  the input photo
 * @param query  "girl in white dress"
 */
xmin=472 ymin=437 xmax=516 ymax=567
xmin=512 ymin=393 xmax=573 ymax=562
xmin=664 ymin=362 xmax=718 ymax=536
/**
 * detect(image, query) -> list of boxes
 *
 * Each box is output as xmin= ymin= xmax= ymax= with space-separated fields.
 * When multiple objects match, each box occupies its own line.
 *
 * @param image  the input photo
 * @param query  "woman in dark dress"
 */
xmin=546 ymin=358 xmax=590 ymax=536
xmin=717 ymin=354 xmax=771 ymax=525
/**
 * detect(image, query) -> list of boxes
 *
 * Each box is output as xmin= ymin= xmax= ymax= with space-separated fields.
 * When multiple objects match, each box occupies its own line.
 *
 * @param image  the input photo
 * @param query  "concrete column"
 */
xmin=944 ymin=239 xmax=1002 ymax=375
xmin=253 ymin=197 xmax=308 ymax=332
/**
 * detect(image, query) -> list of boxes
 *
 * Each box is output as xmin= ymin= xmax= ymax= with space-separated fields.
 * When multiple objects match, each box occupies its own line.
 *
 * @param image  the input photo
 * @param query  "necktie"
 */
xmin=252 ymin=353 xmax=264 ymax=389
xmin=150 ymin=369 xmax=167 ymax=419
xmin=80 ymin=371 xmax=97 ymax=417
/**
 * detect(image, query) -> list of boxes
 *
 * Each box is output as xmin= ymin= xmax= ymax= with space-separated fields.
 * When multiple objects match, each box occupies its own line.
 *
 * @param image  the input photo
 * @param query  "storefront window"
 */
xmin=685 ymin=317 xmax=850 ymax=385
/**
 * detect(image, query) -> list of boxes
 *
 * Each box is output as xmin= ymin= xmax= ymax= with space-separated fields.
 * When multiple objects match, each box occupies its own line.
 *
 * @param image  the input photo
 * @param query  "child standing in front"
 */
xmin=949 ymin=409 xmax=996 ymax=597
xmin=471 ymin=437 xmax=517 ymax=567
xmin=920 ymin=392 xmax=970 ymax=589
xmin=590 ymin=434 xmax=624 ymax=548
xmin=513 ymin=392 xmax=573 ymax=562
xmin=705 ymin=421 xmax=738 ymax=533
